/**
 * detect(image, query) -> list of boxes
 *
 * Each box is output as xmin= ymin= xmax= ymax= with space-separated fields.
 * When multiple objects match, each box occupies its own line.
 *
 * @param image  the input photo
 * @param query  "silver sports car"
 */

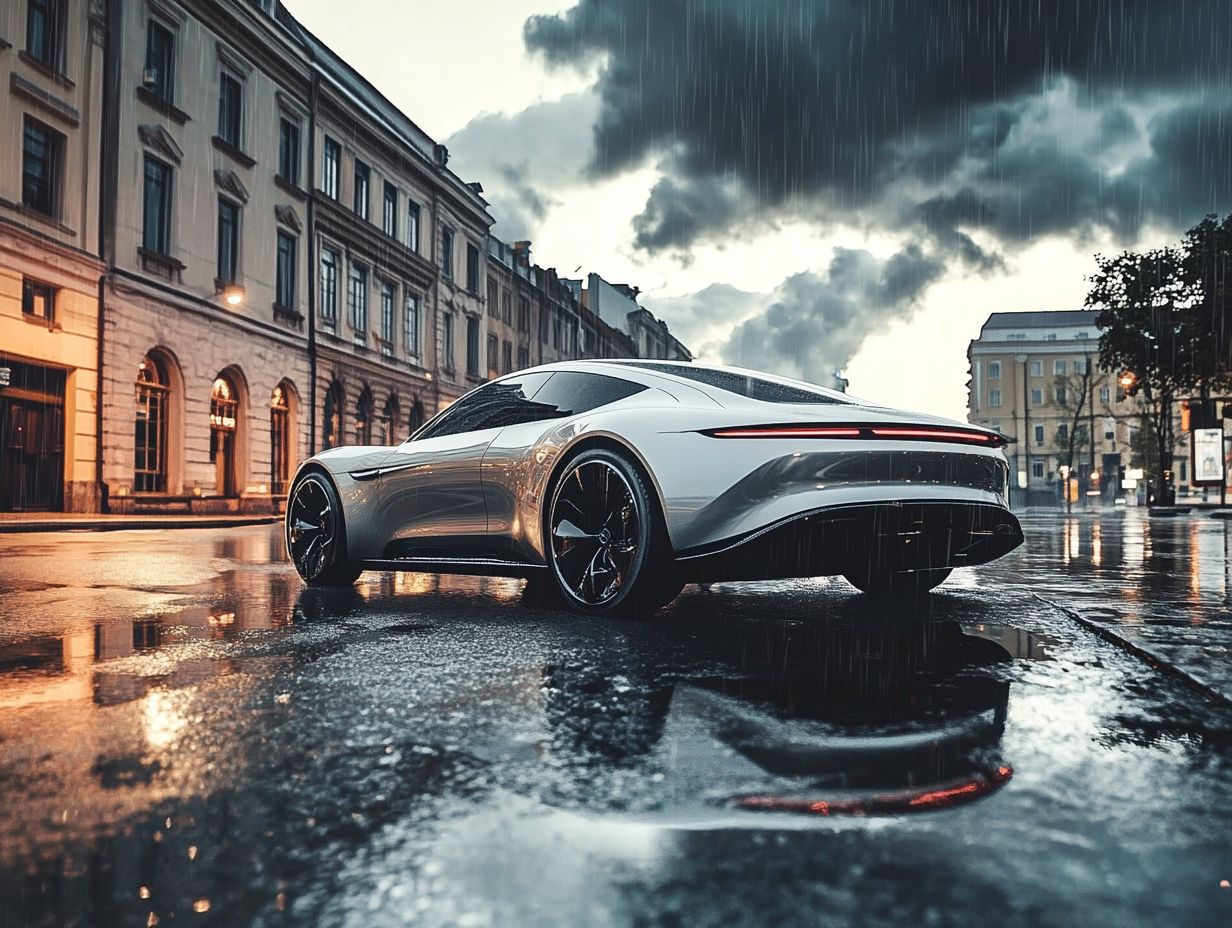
xmin=285 ymin=360 xmax=1023 ymax=612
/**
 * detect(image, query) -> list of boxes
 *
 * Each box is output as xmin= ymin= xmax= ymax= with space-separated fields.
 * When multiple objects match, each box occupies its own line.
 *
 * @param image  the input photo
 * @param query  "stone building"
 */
xmin=0 ymin=0 xmax=106 ymax=512
xmin=967 ymin=309 xmax=1209 ymax=506
xmin=0 ymin=0 xmax=693 ymax=514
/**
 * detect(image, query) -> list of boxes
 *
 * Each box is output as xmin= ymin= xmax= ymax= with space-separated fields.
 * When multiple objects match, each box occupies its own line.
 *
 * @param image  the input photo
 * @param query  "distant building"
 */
xmin=567 ymin=273 xmax=691 ymax=362
xmin=967 ymin=310 xmax=1205 ymax=506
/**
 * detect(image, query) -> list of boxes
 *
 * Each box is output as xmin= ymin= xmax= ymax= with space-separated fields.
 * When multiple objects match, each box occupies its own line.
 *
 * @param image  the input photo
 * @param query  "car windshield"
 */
xmin=617 ymin=362 xmax=854 ymax=404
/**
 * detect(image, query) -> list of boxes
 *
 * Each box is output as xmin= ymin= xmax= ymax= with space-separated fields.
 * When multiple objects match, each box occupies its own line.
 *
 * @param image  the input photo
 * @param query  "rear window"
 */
xmin=620 ymin=362 xmax=851 ymax=404
xmin=530 ymin=371 xmax=646 ymax=416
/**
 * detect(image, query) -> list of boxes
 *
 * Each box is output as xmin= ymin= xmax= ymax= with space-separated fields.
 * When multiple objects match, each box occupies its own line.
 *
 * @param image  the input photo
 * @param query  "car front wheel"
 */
xmin=286 ymin=472 xmax=362 ymax=587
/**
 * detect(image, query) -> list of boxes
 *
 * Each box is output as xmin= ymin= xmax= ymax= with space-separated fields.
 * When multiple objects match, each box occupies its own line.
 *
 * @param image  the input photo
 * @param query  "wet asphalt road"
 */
xmin=0 ymin=512 xmax=1231 ymax=928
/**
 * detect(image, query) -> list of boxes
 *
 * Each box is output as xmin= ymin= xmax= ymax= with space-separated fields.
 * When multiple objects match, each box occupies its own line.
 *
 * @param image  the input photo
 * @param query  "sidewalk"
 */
xmin=0 ymin=513 xmax=280 ymax=533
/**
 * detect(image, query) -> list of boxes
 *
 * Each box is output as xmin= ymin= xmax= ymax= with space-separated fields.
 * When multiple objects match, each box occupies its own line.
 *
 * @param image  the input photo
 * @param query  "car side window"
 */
xmin=529 ymin=372 xmax=646 ymax=417
xmin=412 ymin=372 xmax=553 ymax=441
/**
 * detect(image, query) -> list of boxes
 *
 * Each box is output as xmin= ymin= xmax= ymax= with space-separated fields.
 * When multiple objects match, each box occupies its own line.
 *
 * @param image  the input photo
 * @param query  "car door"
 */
xmin=376 ymin=373 xmax=553 ymax=558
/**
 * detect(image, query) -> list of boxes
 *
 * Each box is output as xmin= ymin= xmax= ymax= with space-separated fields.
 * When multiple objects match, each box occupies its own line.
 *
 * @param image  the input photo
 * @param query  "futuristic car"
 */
xmin=285 ymin=360 xmax=1023 ymax=612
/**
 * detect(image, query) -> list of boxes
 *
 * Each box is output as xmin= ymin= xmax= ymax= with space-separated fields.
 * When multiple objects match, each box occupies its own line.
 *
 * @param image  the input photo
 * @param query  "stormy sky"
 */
xmin=287 ymin=0 xmax=1232 ymax=417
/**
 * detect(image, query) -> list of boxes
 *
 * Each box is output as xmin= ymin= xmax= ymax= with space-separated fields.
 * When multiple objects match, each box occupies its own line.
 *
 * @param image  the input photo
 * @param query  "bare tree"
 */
xmin=1053 ymin=361 xmax=1095 ymax=510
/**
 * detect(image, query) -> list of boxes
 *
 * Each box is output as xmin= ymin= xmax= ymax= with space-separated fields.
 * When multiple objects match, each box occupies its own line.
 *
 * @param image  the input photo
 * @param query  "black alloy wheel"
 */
xmin=286 ymin=473 xmax=361 ymax=586
xmin=547 ymin=449 xmax=671 ymax=614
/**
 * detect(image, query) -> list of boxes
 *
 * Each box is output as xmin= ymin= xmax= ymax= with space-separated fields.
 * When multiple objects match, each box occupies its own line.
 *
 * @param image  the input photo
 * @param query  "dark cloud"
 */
xmin=444 ymin=93 xmax=598 ymax=240
xmin=721 ymin=244 xmax=944 ymax=380
xmin=525 ymin=0 xmax=1232 ymax=251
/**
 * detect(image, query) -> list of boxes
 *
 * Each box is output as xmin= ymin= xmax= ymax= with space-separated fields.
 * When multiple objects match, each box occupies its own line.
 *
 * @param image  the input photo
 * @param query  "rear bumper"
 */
xmin=677 ymin=500 xmax=1023 ymax=582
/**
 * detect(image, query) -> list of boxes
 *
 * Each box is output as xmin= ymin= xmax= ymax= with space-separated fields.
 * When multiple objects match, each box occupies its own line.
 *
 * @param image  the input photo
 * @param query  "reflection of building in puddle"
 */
xmin=364 ymin=570 xmax=525 ymax=603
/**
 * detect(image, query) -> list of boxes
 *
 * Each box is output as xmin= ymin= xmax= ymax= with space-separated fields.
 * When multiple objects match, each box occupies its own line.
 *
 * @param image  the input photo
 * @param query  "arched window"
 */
xmin=270 ymin=384 xmax=290 ymax=495
xmin=322 ymin=380 xmax=343 ymax=449
xmin=355 ymin=386 xmax=373 ymax=445
xmin=134 ymin=355 xmax=168 ymax=492
xmin=409 ymin=397 xmax=426 ymax=434
xmin=380 ymin=393 xmax=400 ymax=444
xmin=210 ymin=375 xmax=240 ymax=496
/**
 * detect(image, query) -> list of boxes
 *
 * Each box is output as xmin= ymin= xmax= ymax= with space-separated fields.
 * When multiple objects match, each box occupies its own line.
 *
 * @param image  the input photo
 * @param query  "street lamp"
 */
xmin=221 ymin=284 xmax=245 ymax=306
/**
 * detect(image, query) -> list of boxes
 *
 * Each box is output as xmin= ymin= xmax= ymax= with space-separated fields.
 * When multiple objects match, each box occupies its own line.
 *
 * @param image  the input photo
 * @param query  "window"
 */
xmin=22 ymin=278 xmax=55 ymax=322
xmin=466 ymin=243 xmax=480 ymax=294
xmin=218 ymin=73 xmax=243 ymax=148
xmin=623 ymin=362 xmax=853 ymax=405
xmin=380 ymin=281 xmax=395 ymax=354
xmin=278 ymin=119 xmax=300 ymax=186
xmin=404 ymin=294 xmax=420 ymax=358
xmin=407 ymin=201 xmax=420 ymax=252
xmin=322 ymin=381 xmax=343 ymax=449
xmin=26 ymin=0 xmax=63 ymax=71
xmin=134 ymin=356 xmax=168 ymax=492
xmin=988 ymin=361 xmax=1001 ymax=380
xmin=414 ymin=372 xmax=554 ymax=440
xmin=1034 ymin=425 xmax=1045 ymax=446
xmin=276 ymin=231 xmax=296 ymax=310
xmin=502 ymin=289 xmax=512 ymax=325
xmin=217 ymin=198 xmax=239 ymax=284
xmin=1057 ymin=424 xmax=1069 ymax=443
xmin=1032 ymin=461 xmax=1045 ymax=479
xmin=487 ymin=279 xmax=499 ymax=318
xmin=442 ymin=312 xmax=454 ymax=369
xmin=144 ymin=19 xmax=175 ymax=103
xmin=142 ymin=156 xmax=172 ymax=254
xmin=517 ymin=346 xmax=529 ymax=370
xmin=1031 ymin=388 xmax=1043 ymax=405
xmin=1055 ymin=386 xmax=1067 ymax=405
xmin=1099 ymin=386 xmax=1110 ymax=404
xmin=320 ymin=248 xmax=339 ymax=331
xmin=1104 ymin=429 xmax=1115 ymax=441
xmin=530 ymin=372 xmax=646 ymax=419
xmin=518 ymin=296 xmax=530 ymax=332
xmin=354 ymin=388 xmax=373 ymax=445
xmin=1054 ymin=360 xmax=1067 ymax=376
xmin=322 ymin=137 xmax=340 ymax=199
xmin=466 ymin=315 xmax=480 ymax=377
xmin=22 ymin=118 xmax=62 ymax=217
xmin=270 ymin=385 xmax=290 ymax=496
xmin=348 ymin=264 xmax=368 ymax=338
xmin=353 ymin=161 xmax=369 ymax=219
xmin=502 ymin=340 xmax=513 ymax=375
xmin=1029 ymin=361 xmax=1043 ymax=377
xmin=382 ymin=182 xmax=397 ymax=237
xmin=380 ymin=395 xmax=399 ymax=445
xmin=487 ymin=333 xmax=499 ymax=378
xmin=441 ymin=227 xmax=454 ymax=279
xmin=988 ymin=388 xmax=1002 ymax=407
xmin=1074 ymin=358 xmax=1089 ymax=374
xmin=409 ymin=399 xmax=426 ymax=434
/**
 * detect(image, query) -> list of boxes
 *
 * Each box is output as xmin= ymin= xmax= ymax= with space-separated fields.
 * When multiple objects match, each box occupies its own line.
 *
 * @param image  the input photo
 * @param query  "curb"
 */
xmin=0 ymin=516 xmax=280 ymax=533
xmin=1032 ymin=593 xmax=1232 ymax=708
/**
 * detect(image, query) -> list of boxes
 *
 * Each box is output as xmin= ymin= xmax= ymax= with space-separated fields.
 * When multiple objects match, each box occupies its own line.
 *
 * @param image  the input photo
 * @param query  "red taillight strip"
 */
xmin=706 ymin=424 xmax=1006 ymax=447
xmin=870 ymin=427 xmax=997 ymax=443
xmin=710 ymin=427 xmax=863 ymax=439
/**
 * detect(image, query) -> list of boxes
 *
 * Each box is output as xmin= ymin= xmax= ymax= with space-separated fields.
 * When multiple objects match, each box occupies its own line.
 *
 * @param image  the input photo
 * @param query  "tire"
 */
xmin=545 ymin=448 xmax=675 ymax=617
xmin=843 ymin=567 xmax=952 ymax=597
xmin=286 ymin=472 xmax=362 ymax=587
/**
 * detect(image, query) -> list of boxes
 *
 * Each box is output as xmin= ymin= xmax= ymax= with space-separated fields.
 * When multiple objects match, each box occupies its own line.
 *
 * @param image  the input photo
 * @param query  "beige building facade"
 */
xmin=0 ymin=0 xmax=106 ymax=511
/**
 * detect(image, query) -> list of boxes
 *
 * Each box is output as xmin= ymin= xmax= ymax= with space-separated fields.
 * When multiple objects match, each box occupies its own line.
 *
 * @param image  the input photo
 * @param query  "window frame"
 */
xmin=382 ymin=182 xmax=397 ymax=237
xmin=442 ymin=312 xmax=455 ymax=371
xmin=144 ymin=18 xmax=176 ymax=104
xmin=322 ymin=137 xmax=341 ymax=199
xmin=407 ymin=200 xmax=421 ymax=252
xmin=404 ymin=292 xmax=420 ymax=358
xmin=466 ymin=314 xmax=481 ymax=378
xmin=988 ymin=361 xmax=1001 ymax=380
xmin=26 ymin=0 xmax=64 ymax=72
xmin=275 ymin=230 xmax=297 ymax=311
xmin=217 ymin=71 xmax=244 ymax=150
xmin=441 ymin=227 xmax=454 ymax=280
xmin=142 ymin=154 xmax=173 ymax=255
xmin=277 ymin=118 xmax=301 ymax=186
xmin=21 ymin=116 xmax=62 ymax=218
xmin=21 ymin=278 xmax=56 ymax=323
xmin=465 ymin=242 xmax=480 ymax=294
xmin=988 ymin=388 xmax=1002 ymax=408
xmin=319 ymin=246 xmax=339 ymax=331
xmin=353 ymin=160 xmax=370 ymax=220
xmin=348 ymin=262 xmax=369 ymax=341
xmin=216 ymin=196 xmax=240 ymax=285
xmin=379 ymin=279 xmax=396 ymax=355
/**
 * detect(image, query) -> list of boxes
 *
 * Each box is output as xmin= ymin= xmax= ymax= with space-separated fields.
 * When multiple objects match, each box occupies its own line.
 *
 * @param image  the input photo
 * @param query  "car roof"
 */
xmin=504 ymin=358 xmax=861 ymax=407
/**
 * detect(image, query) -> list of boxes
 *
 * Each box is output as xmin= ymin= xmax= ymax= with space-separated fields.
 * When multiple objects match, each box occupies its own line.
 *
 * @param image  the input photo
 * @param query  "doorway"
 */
xmin=0 ymin=361 xmax=65 ymax=511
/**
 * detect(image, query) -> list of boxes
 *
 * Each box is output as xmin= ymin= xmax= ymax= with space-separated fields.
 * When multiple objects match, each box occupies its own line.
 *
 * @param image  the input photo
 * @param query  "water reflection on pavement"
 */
xmin=0 ymin=522 xmax=1229 ymax=927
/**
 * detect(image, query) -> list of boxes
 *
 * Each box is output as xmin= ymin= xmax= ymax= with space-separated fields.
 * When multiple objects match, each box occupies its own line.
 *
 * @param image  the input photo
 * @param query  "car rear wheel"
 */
xmin=546 ymin=449 xmax=675 ymax=616
xmin=286 ymin=473 xmax=362 ymax=587
xmin=843 ymin=567 xmax=952 ymax=597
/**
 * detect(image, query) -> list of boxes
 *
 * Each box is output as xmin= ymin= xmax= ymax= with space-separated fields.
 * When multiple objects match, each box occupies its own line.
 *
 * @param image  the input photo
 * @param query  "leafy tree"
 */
xmin=1089 ymin=246 xmax=1194 ymax=505
xmin=1180 ymin=213 xmax=1232 ymax=393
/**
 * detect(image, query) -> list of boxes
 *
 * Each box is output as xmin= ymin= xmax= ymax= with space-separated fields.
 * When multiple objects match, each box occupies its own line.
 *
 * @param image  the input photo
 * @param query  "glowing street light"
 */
xmin=221 ymin=284 xmax=245 ymax=306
